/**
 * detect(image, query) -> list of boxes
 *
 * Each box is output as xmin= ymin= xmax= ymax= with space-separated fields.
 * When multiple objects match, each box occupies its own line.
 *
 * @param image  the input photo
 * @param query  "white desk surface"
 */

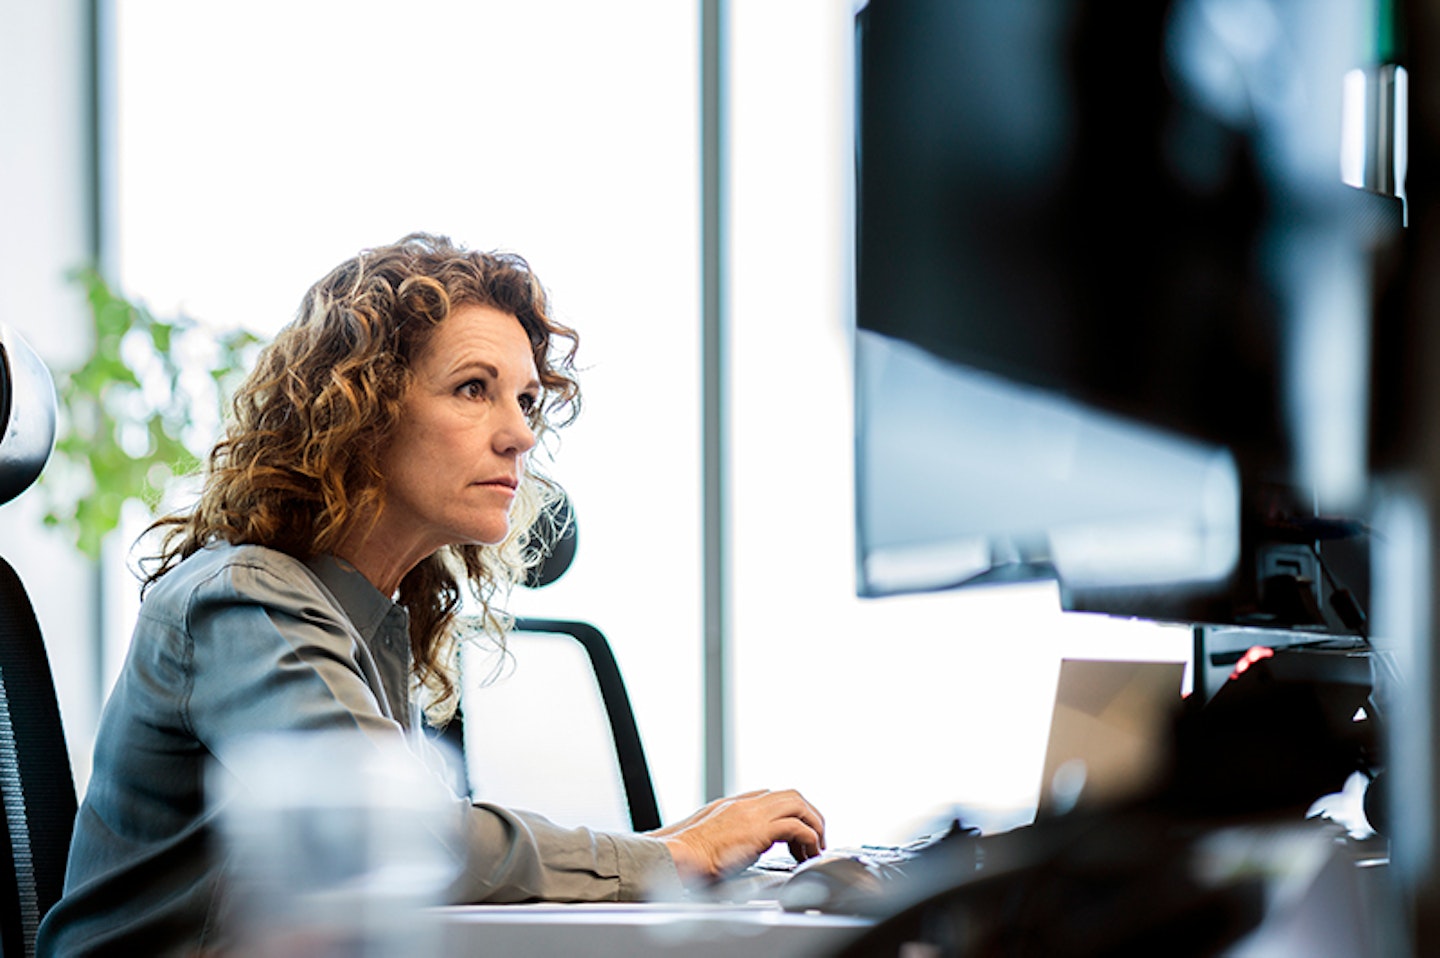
xmin=429 ymin=831 xmax=1389 ymax=957
xmin=433 ymin=901 xmax=872 ymax=958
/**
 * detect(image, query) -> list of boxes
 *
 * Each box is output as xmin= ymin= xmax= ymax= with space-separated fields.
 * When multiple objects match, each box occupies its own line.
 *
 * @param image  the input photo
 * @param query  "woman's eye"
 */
xmin=458 ymin=379 xmax=486 ymax=399
xmin=519 ymin=393 xmax=539 ymax=415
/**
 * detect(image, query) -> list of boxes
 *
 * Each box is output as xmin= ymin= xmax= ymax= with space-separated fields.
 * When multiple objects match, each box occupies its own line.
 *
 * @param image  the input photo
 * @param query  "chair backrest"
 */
xmin=0 ymin=323 xmax=76 ymax=958
xmin=458 ymin=616 xmax=661 ymax=833
xmin=448 ymin=492 xmax=662 ymax=833
xmin=0 ymin=324 xmax=56 ymax=507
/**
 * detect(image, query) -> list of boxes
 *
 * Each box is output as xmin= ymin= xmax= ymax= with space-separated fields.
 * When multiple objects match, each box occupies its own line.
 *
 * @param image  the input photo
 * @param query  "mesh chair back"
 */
xmin=1 ymin=323 xmax=74 ymax=956
xmin=0 ymin=558 xmax=76 ymax=958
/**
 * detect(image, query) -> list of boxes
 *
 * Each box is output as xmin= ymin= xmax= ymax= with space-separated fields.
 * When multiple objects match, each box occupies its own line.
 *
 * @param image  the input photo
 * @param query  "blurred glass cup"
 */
xmin=210 ymin=729 xmax=465 ymax=957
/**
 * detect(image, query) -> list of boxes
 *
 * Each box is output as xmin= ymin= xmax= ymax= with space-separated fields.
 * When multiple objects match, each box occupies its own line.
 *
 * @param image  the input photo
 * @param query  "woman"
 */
xmin=37 ymin=234 xmax=824 ymax=956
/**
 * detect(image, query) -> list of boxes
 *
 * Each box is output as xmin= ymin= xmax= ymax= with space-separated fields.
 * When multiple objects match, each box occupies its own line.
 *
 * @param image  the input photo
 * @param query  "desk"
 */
xmin=430 ymin=828 xmax=1389 ymax=957
xmin=433 ymin=902 xmax=871 ymax=958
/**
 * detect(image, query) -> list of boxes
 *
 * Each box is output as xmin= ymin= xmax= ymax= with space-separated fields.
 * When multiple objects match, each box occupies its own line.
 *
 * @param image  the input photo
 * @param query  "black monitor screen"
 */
xmin=853 ymin=0 xmax=1393 ymax=634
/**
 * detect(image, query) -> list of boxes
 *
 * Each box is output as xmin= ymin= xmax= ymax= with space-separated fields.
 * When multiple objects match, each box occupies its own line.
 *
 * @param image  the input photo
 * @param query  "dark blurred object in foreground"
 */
xmin=1169 ymin=647 xmax=1378 ymax=818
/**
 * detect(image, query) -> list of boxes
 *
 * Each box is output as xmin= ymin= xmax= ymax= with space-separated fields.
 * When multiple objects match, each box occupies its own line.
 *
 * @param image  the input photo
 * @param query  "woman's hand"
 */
xmin=648 ymin=789 xmax=826 ymax=883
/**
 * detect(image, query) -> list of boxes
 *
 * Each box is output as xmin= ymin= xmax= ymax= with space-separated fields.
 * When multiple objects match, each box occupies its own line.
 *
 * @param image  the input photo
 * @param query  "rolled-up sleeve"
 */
xmin=450 ymin=803 xmax=680 ymax=903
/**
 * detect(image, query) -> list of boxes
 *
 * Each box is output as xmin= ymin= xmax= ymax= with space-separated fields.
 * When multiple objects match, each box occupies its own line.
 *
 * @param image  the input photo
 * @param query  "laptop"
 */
xmin=1034 ymin=658 xmax=1188 ymax=820
xmin=718 ymin=657 xmax=1188 ymax=911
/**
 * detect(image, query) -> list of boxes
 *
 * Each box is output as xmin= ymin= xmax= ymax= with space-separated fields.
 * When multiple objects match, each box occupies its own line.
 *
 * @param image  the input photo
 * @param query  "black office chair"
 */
xmin=0 ymin=324 xmax=78 ymax=957
xmin=449 ymin=493 xmax=662 ymax=833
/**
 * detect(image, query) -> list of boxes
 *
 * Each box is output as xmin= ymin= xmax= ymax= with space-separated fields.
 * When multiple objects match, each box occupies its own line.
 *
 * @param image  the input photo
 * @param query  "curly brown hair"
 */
xmin=143 ymin=232 xmax=580 ymax=720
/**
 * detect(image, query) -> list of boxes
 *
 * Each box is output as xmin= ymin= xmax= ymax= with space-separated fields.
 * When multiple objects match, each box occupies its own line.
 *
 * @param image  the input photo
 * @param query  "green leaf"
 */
xmin=44 ymin=266 xmax=258 ymax=560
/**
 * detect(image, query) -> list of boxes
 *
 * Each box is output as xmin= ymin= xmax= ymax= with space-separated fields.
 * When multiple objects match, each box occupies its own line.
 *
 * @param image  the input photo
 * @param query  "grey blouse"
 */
xmin=36 ymin=542 xmax=677 ymax=957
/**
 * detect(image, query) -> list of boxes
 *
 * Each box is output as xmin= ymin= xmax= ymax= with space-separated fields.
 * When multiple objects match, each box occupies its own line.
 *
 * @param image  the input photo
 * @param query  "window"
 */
xmin=112 ymin=0 xmax=705 ymax=818
xmin=113 ymin=0 xmax=1187 ymax=842
xmin=725 ymin=0 xmax=1188 ymax=845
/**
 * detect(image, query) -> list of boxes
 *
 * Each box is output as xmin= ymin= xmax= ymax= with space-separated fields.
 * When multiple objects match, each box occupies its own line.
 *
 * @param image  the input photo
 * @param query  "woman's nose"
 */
xmin=495 ymin=400 xmax=537 ymax=456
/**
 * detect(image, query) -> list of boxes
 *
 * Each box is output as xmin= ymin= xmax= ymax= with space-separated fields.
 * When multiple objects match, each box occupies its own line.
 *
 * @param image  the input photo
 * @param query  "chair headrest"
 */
xmin=524 ymin=490 xmax=577 ymax=589
xmin=0 ymin=323 xmax=57 ymax=506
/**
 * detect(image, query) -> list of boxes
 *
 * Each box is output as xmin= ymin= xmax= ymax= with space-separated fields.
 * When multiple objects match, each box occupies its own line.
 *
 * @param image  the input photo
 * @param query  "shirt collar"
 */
xmin=304 ymin=553 xmax=403 ymax=642
xmin=306 ymin=554 xmax=416 ymax=727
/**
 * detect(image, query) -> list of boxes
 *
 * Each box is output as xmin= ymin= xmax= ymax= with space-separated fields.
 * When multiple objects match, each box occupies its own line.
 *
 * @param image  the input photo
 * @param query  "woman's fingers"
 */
xmin=659 ymin=788 xmax=826 ymax=882
xmin=744 ymin=788 xmax=826 ymax=857
xmin=646 ymin=789 xmax=768 ymax=838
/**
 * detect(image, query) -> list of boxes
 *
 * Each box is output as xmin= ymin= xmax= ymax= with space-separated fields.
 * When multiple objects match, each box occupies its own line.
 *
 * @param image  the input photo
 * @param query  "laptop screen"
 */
xmin=1037 ymin=658 xmax=1187 ymax=819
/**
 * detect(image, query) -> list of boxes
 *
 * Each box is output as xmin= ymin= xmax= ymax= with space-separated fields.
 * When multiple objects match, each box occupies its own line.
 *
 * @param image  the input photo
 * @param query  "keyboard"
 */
xmin=708 ymin=823 xmax=973 ymax=914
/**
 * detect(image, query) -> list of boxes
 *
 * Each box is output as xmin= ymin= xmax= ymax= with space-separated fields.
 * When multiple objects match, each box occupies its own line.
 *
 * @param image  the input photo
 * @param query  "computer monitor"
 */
xmin=852 ymin=0 xmax=1399 ymax=636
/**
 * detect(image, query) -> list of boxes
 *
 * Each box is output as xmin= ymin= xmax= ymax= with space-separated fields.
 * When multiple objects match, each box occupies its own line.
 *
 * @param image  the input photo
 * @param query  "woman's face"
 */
xmin=376 ymin=304 xmax=540 ymax=557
